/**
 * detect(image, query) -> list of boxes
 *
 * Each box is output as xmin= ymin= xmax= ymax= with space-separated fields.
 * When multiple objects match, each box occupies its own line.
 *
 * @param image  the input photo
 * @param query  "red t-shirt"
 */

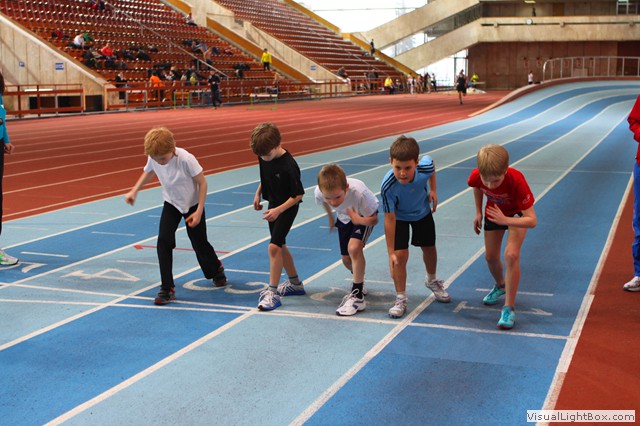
xmin=628 ymin=95 xmax=640 ymax=165
xmin=468 ymin=167 xmax=534 ymax=216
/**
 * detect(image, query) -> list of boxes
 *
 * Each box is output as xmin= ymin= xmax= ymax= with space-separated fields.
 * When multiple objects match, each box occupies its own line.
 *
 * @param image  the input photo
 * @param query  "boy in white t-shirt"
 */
xmin=125 ymin=127 xmax=226 ymax=305
xmin=314 ymin=164 xmax=379 ymax=316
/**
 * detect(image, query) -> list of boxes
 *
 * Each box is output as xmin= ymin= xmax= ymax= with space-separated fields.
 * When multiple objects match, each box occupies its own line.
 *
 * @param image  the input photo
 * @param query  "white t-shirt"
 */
xmin=314 ymin=178 xmax=379 ymax=224
xmin=144 ymin=147 xmax=203 ymax=213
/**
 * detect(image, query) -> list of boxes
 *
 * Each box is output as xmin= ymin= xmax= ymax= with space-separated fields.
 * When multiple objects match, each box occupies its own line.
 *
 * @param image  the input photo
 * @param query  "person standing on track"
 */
xmin=0 ymin=71 xmax=18 ymax=266
xmin=381 ymin=136 xmax=451 ymax=319
xmin=468 ymin=144 xmax=537 ymax=329
xmin=250 ymin=122 xmax=305 ymax=311
xmin=623 ymin=95 xmax=640 ymax=292
xmin=124 ymin=127 xmax=227 ymax=305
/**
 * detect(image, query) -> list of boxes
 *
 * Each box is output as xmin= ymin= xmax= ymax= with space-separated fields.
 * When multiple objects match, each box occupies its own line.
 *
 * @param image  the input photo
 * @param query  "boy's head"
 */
xmin=144 ymin=127 xmax=176 ymax=165
xmin=389 ymin=135 xmax=420 ymax=185
xmin=477 ymin=144 xmax=509 ymax=188
xmin=250 ymin=122 xmax=281 ymax=158
xmin=317 ymin=164 xmax=348 ymax=207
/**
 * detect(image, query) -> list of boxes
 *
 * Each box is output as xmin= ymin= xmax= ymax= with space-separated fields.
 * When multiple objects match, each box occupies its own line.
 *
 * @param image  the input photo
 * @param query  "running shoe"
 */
xmin=213 ymin=264 xmax=227 ymax=287
xmin=497 ymin=306 xmax=515 ymax=329
xmin=154 ymin=288 xmax=176 ymax=305
xmin=623 ymin=276 xmax=640 ymax=292
xmin=336 ymin=290 xmax=366 ymax=316
xmin=277 ymin=280 xmax=305 ymax=296
xmin=258 ymin=289 xmax=281 ymax=311
xmin=388 ymin=296 xmax=407 ymax=319
xmin=426 ymin=278 xmax=451 ymax=303
xmin=0 ymin=249 xmax=18 ymax=266
xmin=483 ymin=285 xmax=506 ymax=305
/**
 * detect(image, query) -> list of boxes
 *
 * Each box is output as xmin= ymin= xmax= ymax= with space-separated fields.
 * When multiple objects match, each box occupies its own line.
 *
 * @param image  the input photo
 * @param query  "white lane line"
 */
xmin=117 ymin=260 xmax=157 ymax=266
xmin=476 ymin=288 xmax=554 ymax=297
xmin=92 ymin=231 xmax=136 ymax=237
xmin=20 ymin=251 xmax=69 ymax=258
xmin=45 ymin=311 xmax=257 ymax=426
xmin=287 ymin=246 xmax=332 ymax=251
xmin=541 ymin=174 xmax=633 ymax=411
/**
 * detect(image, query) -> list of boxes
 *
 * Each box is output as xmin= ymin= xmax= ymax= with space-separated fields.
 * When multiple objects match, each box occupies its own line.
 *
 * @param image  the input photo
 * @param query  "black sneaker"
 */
xmin=154 ymin=288 xmax=176 ymax=305
xmin=213 ymin=264 xmax=227 ymax=287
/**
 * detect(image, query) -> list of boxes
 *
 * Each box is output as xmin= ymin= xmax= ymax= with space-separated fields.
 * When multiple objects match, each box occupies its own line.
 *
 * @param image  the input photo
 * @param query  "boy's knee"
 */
xmin=503 ymin=248 xmax=520 ymax=265
xmin=484 ymin=252 xmax=500 ymax=264
xmin=347 ymin=241 xmax=364 ymax=259
xmin=268 ymin=243 xmax=282 ymax=257
xmin=394 ymin=250 xmax=409 ymax=265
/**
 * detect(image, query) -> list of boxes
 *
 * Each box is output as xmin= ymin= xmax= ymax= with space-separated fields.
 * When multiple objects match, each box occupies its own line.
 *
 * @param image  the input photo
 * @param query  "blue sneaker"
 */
xmin=258 ymin=289 xmax=281 ymax=311
xmin=483 ymin=285 xmax=506 ymax=305
xmin=497 ymin=306 xmax=515 ymax=329
xmin=277 ymin=280 xmax=305 ymax=296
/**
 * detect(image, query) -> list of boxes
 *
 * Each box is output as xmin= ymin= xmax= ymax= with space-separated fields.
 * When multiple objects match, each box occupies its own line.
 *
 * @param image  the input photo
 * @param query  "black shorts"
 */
xmin=336 ymin=218 xmax=375 ymax=256
xmin=268 ymin=202 xmax=299 ymax=247
xmin=484 ymin=212 xmax=522 ymax=231
xmin=394 ymin=212 xmax=436 ymax=250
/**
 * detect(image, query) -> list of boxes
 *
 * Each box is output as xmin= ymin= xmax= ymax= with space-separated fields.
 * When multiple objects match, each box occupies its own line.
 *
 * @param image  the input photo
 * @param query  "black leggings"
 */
xmin=157 ymin=202 xmax=221 ymax=290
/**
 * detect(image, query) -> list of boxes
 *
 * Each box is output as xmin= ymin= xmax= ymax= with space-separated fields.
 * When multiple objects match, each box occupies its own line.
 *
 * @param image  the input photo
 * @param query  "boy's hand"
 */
xmin=185 ymin=210 xmax=202 ymax=228
xmin=327 ymin=215 xmax=335 ymax=232
xmin=473 ymin=213 xmax=483 ymax=235
xmin=429 ymin=190 xmax=438 ymax=213
xmin=262 ymin=207 xmax=280 ymax=222
xmin=486 ymin=205 xmax=507 ymax=226
xmin=253 ymin=196 xmax=263 ymax=210
xmin=124 ymin=191 xmax=136 ymax=206
xmin=346 ymin=207 xmax=360 ymax=225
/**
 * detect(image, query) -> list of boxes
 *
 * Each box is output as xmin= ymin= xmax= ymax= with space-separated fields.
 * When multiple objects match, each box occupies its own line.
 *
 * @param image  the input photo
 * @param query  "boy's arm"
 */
xmin=347 ymin=208 xmax=378 ymax=227
xmin=486 ymin=204 xmax=537 ymax=229
xmin=322 ymin=202 xmax=336 ymax=230
xmin=628 ymin=97 xmax=640 ymax=142
xmin=472 ymin=188 xmax=484 ymax=234
xmin=125 ymin=171 xmax=154 ymax=205
xmin=384 ymin=212 xmax=398 ymax=278
xmin=428 ymin=172 xmax=438 ymax=213
xmin=262 ymin=194 xmax=303 ymax=222
xmin=253 ymin=183 xmax=263 ymax=210
xmin=185 ymin=172 xmax=207 ymax=227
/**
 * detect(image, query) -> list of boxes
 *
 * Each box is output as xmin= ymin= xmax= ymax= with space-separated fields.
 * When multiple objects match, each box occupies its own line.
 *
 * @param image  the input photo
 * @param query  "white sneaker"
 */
xmin=623 ymin=276 xmax=640 ymax=292
xmin=0 ymin=249 xmax=18 ymax=266
xmin=258 ymin=289 xmax=281 ymax=311
xmin=388 ymin=296 xmax=407 ymax=319
xmin=336 ymin=290 xmax=366 ymax=316
xmin=426 ymin=278 xmax=451 ymax=303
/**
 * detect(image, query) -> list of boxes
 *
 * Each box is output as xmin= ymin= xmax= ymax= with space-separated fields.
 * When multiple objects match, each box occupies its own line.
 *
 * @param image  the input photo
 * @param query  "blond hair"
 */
xmin=477 ymin=144 xmax=509 ymax=177
xmin=390 ymin=135 xmax=419 ymax=162
xmin=317 ymin=164 xmax=347 ymax=192
xmin=144 ymin=127 xmax=176 ymax=157
xmin=250 ymin=122 xmax=281 ymax=156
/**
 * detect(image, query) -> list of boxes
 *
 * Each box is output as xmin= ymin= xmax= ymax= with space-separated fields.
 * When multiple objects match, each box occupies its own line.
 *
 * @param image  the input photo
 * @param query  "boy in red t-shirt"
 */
xmin=468 ymin=144 xmax=537 ymax=329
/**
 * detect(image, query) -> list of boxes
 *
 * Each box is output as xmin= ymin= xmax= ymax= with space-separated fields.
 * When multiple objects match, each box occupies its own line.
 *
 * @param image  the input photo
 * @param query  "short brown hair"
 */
xmin=317 ymin=164 xmax=347 ymax=192
xmin=144 ymin=127 xmax=176 ymax=157
xmin=250 ymin=122 xmax=281 ymax=156
xmin=390 ymin=135 xmax=419 ymax=162
xmin=477 ymin=144 xmax=509 ymax=177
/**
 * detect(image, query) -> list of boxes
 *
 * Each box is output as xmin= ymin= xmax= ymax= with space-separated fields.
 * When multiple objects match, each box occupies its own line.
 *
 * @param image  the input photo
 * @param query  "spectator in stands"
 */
xmin=528 ymin=70 xmax=534 ymax=85
xmin=100 ymin=43 xmax=116 ymax=61
xmin=470 ymin=72 xmax=479 ymax=88
xmin=208 ymin=71 xmax=221 ymax=109
xmin=191 ymin=41 xmax=207 ymax=55
xmin=0 ymin=71 xmax=18 ymax=266
xmin=261 ymin=48 xmax=272 ymax=71
xmin=367 ymin=68 xmax=378 ymax=91
xmin=70 ymin=33 xmax=86 ymax=49
xmin=384 ymin=76 xmax=395 ymax=94
xmin=115 ymin=72 xmax=128 ymax=100
xmin=82 ymin=32 xmax=95 ymax=49
xmin=424 ymin=72 xmax=432 ymax=94
xmin=203 ymin=46 xmax=215 ymax=66
xmin=431 ymin=73 xmax=437 ymax=92
xmin=51 ymin=29 xmax=69 ymax=39
xmin=272 ymin=71 xmax=284 ymax=94
xmin=455 ymin=70 xmax=467 ymax=104
xmin=149 ymin=71 xmax=164 ymax=101
xmin=136 ymin=49 xmax=151 ymax=61
xmin=337 ymin=67 xmax=351 ymax=89
xmin=370 ymin=39 xmax=375 ymax=56
xmin=186 ymin=12 xmax=197 ymax=26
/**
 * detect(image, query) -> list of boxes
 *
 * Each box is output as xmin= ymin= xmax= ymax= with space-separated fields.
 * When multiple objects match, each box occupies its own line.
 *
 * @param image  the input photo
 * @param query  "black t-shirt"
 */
xmin=258 ymin=150 xmax=305 ymax=207
xmin=208 ymin=74 xmax=220 ymax=89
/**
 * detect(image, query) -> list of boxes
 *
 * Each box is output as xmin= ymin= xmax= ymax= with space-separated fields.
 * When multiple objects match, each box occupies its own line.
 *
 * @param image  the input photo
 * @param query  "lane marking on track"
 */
xmin=20 ymin=251 xmax=69 ymax=258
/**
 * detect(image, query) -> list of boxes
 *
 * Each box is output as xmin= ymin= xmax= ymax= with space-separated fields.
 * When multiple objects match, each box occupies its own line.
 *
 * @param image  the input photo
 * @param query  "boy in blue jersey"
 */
xmin=381 ymin=136 xmax=450 ymax=318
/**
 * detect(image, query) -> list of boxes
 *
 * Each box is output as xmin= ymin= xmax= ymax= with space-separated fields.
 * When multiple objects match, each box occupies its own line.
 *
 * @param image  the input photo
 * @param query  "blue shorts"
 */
xmin=336 ymin=219 xmax=375 ymax=256
xmin=394 ymin=212 xmax=435 ymax=250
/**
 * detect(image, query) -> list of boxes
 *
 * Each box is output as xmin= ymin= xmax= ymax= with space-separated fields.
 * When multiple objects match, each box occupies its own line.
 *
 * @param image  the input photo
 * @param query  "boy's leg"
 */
xmin=157 ymin=202 xmax=182 ymax=290
xmin=503 ymin=227 xmax=528 ymax=307
xmin=281 ymin=244 xmax=298 ymax=279
xmin=390 ymin=249 xmax=409 ymax=293
xmin=348 ymin=238 xmax=366 ymax=284
xmin=268 ymin=243 xmax=284 ymax=286
xmin=484 ymin=229 xmax=506 ymax=288
xmin=411 ymin=214 xmax=450 ymax=302
xmin=184 ymin=206 xmax=225 ymax=286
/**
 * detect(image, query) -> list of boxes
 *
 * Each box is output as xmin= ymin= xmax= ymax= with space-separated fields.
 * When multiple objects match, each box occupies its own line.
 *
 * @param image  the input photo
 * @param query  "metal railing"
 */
xmin=542 ymin=56 xmax=640 ymax=81
xmin=4 ymin=84 xmax=85 ymax=117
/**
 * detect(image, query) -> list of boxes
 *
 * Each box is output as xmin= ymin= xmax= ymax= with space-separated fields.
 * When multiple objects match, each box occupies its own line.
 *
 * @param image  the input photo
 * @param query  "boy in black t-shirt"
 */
xmin=250 ymin=122 xmax=305 ymax=311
